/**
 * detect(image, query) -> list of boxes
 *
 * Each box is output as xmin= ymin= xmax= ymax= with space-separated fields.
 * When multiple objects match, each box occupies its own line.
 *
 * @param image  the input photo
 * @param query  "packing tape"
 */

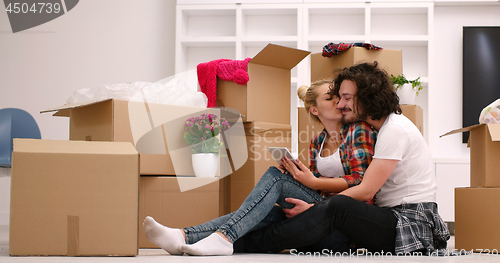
xmin=67 ymin=215 xmax=80 ymax=256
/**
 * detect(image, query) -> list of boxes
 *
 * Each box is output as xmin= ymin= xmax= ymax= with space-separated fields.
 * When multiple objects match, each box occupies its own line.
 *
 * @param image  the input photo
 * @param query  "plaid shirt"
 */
xmin=309 ymin=122 xmax=376 ymax=187
xmin=391 ymin=203 xmax=450 ymax=255
xmin=322 ymin=42 xmax=383 ymax=57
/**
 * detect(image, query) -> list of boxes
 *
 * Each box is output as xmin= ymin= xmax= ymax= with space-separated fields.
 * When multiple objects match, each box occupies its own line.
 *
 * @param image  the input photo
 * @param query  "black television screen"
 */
xmin=463 ymin=26 xmax=500 ymax=143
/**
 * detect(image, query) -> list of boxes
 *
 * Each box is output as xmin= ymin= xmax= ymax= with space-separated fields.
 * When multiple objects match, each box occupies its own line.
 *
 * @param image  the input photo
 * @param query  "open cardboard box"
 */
xmin=311 ymin=47 xmax=402 ymax=82
xmin=217 ymin=43 xmax=310 ymax=125
xmin=455 ymin=187 xmax=500 ymax=251
xmin=42 ymin=99 xmax=225 ymax=176
xmin=441 ymin=124 xmax=500 ymax=187
xmin=9 ymin=139 xmax=139 ymax=256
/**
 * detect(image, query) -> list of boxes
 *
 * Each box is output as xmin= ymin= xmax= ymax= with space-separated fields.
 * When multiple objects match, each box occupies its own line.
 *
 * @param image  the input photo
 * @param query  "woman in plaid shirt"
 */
xmin=143 ymin=79 xmax=377 ymax=256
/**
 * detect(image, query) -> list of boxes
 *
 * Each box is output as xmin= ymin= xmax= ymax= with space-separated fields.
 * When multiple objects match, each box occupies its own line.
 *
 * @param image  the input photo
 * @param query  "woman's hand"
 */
xmin=282 ymin=157 xmax=318 ymax=189
xmin=282 ymin=198 xmax=314 ymax=218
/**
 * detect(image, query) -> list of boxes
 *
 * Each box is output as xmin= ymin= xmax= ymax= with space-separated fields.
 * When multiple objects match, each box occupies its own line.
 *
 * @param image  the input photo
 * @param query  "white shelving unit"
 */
xmin=175 ymin=1 xmax=434 ymax=152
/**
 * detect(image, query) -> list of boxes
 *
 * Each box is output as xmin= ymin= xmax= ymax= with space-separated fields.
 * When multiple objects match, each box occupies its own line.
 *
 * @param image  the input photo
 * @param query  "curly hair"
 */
xmin=330 ymin=61 xmax=401 ymax=121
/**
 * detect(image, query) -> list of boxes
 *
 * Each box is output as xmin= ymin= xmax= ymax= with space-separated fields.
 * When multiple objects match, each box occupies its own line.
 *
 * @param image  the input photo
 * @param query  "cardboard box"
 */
xmin=455 ymin=187 xmax=500 ymax=251
xmin=441 ymin=124 xmax=500 ymax=187
xmin=217 ymin=44 xmax=310 ymax=125
xmin=311 ymin=47 xmax=402 ymax=82
xmin=401 ymin=104 xmax=423 ymax=135
xmin=42 ymin=99 xmax=207 ymax=175
xmin=9 ymin=139 xmax=139 ymax=256
xmin=227 ymin=121 xmax=291 ymax=212
xmin=138 ymin=176 xmax=229 ymax=248
xmin=297 ymin=107 xmax=324 ymax=166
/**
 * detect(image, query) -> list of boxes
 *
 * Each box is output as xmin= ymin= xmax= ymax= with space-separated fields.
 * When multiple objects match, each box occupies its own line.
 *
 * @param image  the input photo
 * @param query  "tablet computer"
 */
xmin=267 ymin=147 xmax=298 ymax=166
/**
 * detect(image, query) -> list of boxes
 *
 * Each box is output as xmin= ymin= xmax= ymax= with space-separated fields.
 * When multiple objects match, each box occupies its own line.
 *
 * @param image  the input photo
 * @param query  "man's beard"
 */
xmin=341 ymin=108 xmax=361 ymax=124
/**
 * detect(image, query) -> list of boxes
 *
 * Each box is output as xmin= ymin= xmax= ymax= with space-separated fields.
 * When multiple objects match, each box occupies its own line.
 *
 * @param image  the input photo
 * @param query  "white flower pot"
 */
xmin=396 ymin=84 xmax=416 ymax=105
xmin=192 ymin=153 xmax=218 ymax=177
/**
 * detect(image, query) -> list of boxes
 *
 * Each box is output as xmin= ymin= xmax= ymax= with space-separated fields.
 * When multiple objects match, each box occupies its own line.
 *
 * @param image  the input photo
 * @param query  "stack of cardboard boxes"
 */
xmin=9 ymin=43 xmax=310 ymax=255
xmin=442 ymin=124 xmax=500 ymax=251
xmin=11 ymin=98 xmax=230 ymax=254
xmin=10 ymin=44 xmax=426 ymax=256
xmin=216 ymin=44 xmax=310 ymax=212
xmin=40 ymin=99 xmax=229 ymax=249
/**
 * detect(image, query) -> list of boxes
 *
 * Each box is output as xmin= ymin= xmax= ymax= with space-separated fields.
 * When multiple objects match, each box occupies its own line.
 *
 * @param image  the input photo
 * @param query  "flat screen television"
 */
xmin=463 ymin=26 xmax=500 ymax=143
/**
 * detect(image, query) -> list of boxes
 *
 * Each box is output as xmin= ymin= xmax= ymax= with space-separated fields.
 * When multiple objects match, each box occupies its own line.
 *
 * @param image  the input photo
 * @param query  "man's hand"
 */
xmin=282 ymin=198 xmax=314 ymax=218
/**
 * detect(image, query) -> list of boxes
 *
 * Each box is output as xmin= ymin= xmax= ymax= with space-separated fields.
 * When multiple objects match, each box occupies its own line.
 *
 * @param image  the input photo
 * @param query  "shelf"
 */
xmin=180 ymin=37 xmax=238 ymax=46
xmin=179 ymin=8 xmax=236 ymax=38
xmin=308 ymin=7 xmax=365 ymax=36
xmin=183 ymin=45 xmax=236 ymax=71
xmin=176 ymin=2 xmax=432 ymax=113
xmin=371 ymin=15 xmax=427 ymax=36
xmin=370 ymin=36 xmax=429 ymax=44
xmin=241 ymin=37 xmax=299 ymax=44
xmin=242 ymin=8 xmax=298 ymax=37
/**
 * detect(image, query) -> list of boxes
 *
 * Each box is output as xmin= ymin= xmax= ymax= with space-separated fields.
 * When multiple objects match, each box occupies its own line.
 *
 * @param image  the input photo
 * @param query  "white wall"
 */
xmin=0 ymin=0 xmax=177 ymax=225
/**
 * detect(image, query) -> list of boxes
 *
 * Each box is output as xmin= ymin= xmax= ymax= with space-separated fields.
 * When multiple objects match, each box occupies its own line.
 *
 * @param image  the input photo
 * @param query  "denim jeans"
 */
xmin=235 ymin=194 xmax=398 ymax=253
xmin=183 ymin=166 xmax=323 ymax=244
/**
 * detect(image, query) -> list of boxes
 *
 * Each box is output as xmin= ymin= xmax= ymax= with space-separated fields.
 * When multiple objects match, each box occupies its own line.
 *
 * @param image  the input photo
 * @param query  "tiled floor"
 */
xmin=1 ymin=225 xmax=500 ymax=263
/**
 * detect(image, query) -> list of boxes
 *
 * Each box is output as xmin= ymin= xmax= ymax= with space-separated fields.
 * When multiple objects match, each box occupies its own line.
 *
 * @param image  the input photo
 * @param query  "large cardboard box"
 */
xmin=227 ymin=121 xmax=291 ymax=212
xmin=42 ymin=99 xmax=207 ymax=175
xmin=311 ymin=47 xmax=402 ymax=82
xmin=401 ymin=104 xmax=423 ymax=135
xmin=9 ymin=139 xmax=139 ymax=256
xmin=455 ymin=187 xmax=500 ymax=251
xmin=297 ymin=107 xmax=324 ymax=166
xmin=138 ymin=176 xmax=229 ymax=248
xmin=441 ymin=124 xmax=500 ymax=187
xmin=217 ymin=44 xmax=310 ymax=125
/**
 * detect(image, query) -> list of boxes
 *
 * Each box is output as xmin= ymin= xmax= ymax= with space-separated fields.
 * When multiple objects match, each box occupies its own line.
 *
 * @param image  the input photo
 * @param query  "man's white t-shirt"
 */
xmin=373 ymin=113 xmax=437 ymax=207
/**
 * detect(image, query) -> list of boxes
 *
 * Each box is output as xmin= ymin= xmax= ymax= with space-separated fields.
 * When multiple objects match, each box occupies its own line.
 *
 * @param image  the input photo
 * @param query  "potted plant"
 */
xmin=390 ymin=74 xmax=423 ymax=104
xmin=184 ymin=113 xmax=230 ymax=177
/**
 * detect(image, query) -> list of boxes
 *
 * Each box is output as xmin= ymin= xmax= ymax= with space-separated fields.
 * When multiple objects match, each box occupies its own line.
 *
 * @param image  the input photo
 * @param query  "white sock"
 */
xmin=182 ymin=232 xmax=233 ymax=256
xmin=143 ymin=216 xmax=186 ymax=255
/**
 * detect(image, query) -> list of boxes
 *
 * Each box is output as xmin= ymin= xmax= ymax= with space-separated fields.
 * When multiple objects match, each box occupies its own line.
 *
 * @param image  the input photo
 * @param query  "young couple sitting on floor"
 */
xmin=143 ymin=62 xmax=450 ymax=256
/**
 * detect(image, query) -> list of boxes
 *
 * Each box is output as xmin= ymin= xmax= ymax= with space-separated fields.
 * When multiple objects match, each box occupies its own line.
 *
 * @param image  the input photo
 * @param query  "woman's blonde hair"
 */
xmin=297 ymin=79 xmax=333 ymax=123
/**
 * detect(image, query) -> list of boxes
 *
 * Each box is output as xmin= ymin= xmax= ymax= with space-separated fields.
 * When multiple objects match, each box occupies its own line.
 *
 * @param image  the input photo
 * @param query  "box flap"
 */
xmin=439 ymin=123 xmax=485 ymax=138
xmin=487 ymin=124 xmax=500 ymax=141
xmin=250 ymin=43 xmax=310 ymax=70
xmin=40 ymin=98 xmax=114 ymax=116
xmin=13 ymin=138 xmax=137 ymax=155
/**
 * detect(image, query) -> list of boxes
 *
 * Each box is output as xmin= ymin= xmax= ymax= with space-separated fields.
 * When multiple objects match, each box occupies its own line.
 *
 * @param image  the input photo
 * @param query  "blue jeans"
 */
xmin=183 ymin=166 xmax=323 ymax=244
